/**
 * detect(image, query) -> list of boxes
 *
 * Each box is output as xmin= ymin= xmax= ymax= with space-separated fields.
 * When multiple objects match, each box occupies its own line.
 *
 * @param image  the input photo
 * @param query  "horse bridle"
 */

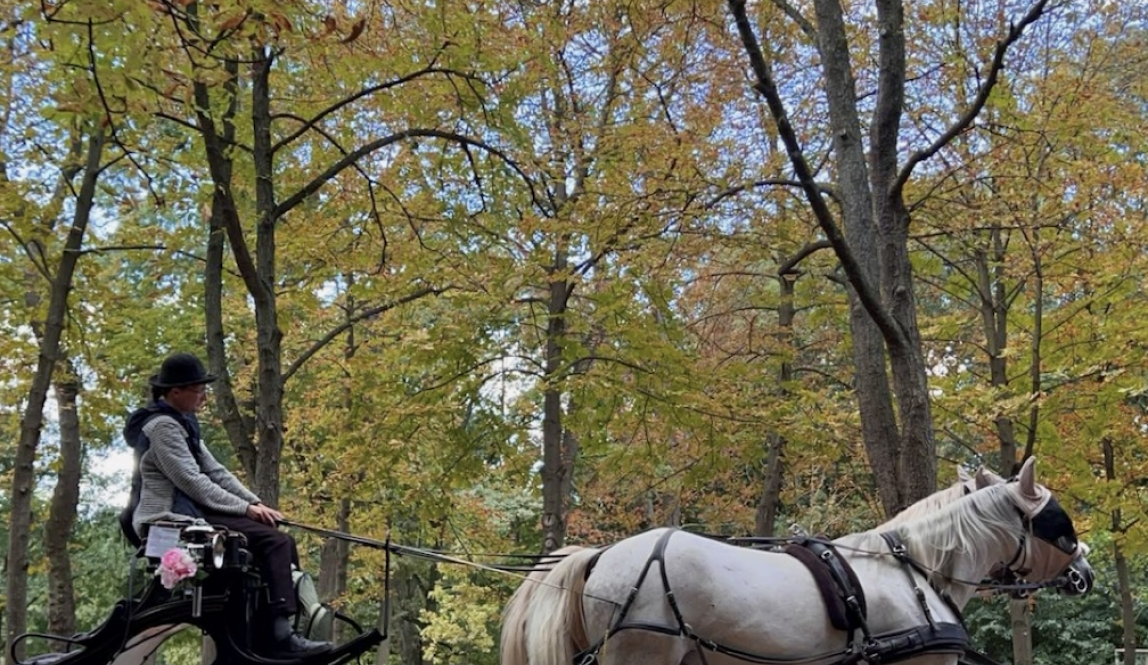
xmin=988 ymin=503 xmax=1083 ymax=595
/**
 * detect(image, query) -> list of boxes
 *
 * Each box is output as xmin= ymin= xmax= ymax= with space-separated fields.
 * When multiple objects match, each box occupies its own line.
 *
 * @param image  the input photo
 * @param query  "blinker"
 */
xmin=1029 ymin=496 xmax=1078 ymax=555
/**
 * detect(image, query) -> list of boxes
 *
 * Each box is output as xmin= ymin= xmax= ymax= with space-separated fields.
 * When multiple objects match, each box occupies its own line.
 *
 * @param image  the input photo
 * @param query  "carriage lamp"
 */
xmin=180 ymin=521 xmax=227 ymax=617
xmin=183 ymin=520 xmax=227 ymax=570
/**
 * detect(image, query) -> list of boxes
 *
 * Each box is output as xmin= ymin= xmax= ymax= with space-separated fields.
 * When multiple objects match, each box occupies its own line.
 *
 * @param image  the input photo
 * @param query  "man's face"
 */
xmin=169 ymin=383 xmax=208 ymax=413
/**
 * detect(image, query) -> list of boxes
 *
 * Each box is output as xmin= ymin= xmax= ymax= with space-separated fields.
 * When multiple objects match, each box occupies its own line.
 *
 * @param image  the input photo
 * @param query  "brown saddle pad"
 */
xmin=783 ymin=541 xmax=867 ymax=632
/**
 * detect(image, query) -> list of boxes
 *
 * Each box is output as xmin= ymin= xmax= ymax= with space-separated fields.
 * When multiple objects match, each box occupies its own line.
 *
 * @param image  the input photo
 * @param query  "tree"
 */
xmin=911 ymin=8 xmax=1148 ymax=659
xmin=727 ymin=0 xmax=1056 ymax=515
xmin=3 ymin=100 xmax=108 ymax=663
xmin=148 ymin=0 xmax=526 ymax=506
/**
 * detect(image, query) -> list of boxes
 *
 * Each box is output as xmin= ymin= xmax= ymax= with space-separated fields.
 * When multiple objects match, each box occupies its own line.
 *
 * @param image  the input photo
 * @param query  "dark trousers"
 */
xmin=203 ymin=511 xmax=299 ymax=616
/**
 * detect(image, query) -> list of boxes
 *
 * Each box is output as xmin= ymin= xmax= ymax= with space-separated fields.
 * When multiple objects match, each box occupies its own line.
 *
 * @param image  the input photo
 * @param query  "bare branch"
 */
xmin=154 ymin=112 xmax=253 ymax=154
xmin=707 ymin=179 xmax=840 ymax=209
xmin=270 ymin=66 xmax=486 ymax=153
xmin=893 ymin=0 xmax=1051 ymax=199
xmin=1 ymin=222 xmax=52 ymax=280
xmin=768 ymin=0 xmax=816 ymax=40
xmin=779 ymin=239 xmax=832 ymax=275
xmin=70 ymin=244 xmax=243 ymax=277
xmin=274 ymin=129 xmax=545 ymax=220
xmin=87 ymin=19 xmax=161 ymax=205
xmin=282 ymin=285 xmax=451 ymax=383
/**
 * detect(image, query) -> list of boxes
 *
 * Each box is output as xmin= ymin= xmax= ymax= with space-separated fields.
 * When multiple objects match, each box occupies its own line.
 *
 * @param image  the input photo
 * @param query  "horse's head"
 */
xmin=993 ymin=457 xmax=1094 ymax=596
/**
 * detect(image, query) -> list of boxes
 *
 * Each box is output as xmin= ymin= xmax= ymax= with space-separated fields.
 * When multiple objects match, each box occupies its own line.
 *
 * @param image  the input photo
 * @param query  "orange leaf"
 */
xmin=218 ymin=13 xmax=245 ymax=32
xmin=270 ymin=12 xmax=293 ymax=33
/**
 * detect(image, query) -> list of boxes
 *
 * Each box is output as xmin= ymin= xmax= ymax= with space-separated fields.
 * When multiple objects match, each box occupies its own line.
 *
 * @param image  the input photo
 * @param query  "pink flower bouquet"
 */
xmin=158 ymin=547 xmax=199 ymax=590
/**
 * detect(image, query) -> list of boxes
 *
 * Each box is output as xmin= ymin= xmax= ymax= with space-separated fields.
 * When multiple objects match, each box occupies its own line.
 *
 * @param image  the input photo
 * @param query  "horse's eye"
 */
xmin=1057 ymin=537 xmax=1077 ymax=554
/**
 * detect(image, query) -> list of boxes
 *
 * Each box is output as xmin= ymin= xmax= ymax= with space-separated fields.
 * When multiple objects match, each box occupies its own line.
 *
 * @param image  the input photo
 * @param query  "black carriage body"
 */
xmin=12 ymin=522 xmax=383 ymax=665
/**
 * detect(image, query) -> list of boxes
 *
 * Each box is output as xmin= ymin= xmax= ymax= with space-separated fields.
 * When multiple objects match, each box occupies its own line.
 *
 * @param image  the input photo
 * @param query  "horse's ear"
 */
xmin=957 ymin=466 xmax=973 ymax=483
xmin=975 ymin=467 xmax=1005 ymax=489
xmin=1017 ymin=457 xmax=1038 ymax=498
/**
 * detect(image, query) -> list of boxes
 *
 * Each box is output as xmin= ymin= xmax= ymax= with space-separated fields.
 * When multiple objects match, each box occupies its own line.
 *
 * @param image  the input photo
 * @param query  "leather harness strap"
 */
xmin=878 ymin=532 xmax=966 ymax=630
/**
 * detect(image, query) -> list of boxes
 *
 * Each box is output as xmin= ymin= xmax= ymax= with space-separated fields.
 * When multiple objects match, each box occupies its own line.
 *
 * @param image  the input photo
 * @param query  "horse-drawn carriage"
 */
xmin=11 ymin=458 xmax=1096 ymax=665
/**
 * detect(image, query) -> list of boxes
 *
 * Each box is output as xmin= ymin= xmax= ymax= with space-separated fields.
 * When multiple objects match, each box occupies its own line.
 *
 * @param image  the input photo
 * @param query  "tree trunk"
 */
xmin=317 ymin=522 xmax=349 ymax=600
xmin=1009 ymin=599 xmax=1033 ymax=665
xmin=187 ymin=7 xmax=278 ymax=497
xmin=730 ymin=0 xmax=936 ymax=516
xmin=973 ymin=232 xmax=1036 ymax=661
xmin=1104 ymin=438 xmax=1138 ymax=665
xmin=201 ymin=56 xmax=256 ymax=480
xmin=250 ymin=47 xmax=285 ymax=505
xmin=975 ymin=228 xmax=1019 ymax=472
xmin=14 ymin=127 xmax=84 ymax=656
xmin=318 ymin=298 xmax=358 ymax=642
xmin=755 ymin=271 xmax=798 ymax=537
xmin=393 ymin=563 xmax=436 ymax=665
xmin=559 ymin=409 xmax=581 ymax=523
xmin=45 ymin=366 xmax=82 ymax=647
xmin=1116 ymin=544 xmax=1136 ymax=665
xmin=373 ymin=601 xmax=391 ymax=665
xmin=755 ymin=432 xmax=785 ymax=538
xmin=541 ymin=240 xmax=572 ymax=554
xmin=806 ymin=0 xmax=909 ymax=517
xmin=5 ymin=125 xmax=105 ymax=660
xmin=318 ymin=499 xmax=351 ymax=642
xmin=1006 ymin=226 xmax=1049 ymax=662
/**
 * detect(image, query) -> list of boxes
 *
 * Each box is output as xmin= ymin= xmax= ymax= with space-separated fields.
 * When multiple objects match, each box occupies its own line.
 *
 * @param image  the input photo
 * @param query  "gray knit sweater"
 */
xmin=132 ymin=414 xmax=261 ymax=535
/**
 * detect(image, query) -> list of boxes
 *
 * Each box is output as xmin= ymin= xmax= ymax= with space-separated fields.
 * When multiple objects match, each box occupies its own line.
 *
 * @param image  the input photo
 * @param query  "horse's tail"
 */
xmin=501 ymin=545 xmax=586 ymax=665
xmin=522 ymin=547 xmax=601 ymax=665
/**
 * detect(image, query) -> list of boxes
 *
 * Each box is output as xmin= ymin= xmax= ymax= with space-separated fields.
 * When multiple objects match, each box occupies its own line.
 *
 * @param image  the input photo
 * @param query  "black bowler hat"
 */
xmin=149 ymin=352 xmax=218 ymax=388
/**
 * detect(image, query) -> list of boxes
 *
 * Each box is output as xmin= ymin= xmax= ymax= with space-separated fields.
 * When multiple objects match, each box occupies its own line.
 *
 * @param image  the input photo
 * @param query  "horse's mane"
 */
xmin=876 ymin=481 xmax=968 ymax=530
xmin=848 ymin=483 xmax=1024 ymax=585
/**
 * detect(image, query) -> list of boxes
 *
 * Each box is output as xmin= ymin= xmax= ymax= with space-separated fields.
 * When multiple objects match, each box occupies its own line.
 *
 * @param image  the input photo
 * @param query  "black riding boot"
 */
xmin=269 ymin=614 xmax=333 ymax=656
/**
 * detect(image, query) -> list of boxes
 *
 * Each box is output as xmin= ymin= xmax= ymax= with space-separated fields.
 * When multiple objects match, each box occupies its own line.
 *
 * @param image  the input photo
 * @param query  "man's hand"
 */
xmin=247 ymin=502 xmax=285 ymax=526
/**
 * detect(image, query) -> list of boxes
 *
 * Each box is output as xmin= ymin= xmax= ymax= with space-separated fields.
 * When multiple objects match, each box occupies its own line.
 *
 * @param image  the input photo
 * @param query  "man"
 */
xmin=122 ymin=352 xmax=332 ymax=657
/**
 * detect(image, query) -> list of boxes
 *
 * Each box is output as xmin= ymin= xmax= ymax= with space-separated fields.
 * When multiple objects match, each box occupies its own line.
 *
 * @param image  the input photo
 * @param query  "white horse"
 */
xmin=500 ymin=465 xmax=985 ymax=665
xmin=512 ymin=458 xmax=1092 ymax=665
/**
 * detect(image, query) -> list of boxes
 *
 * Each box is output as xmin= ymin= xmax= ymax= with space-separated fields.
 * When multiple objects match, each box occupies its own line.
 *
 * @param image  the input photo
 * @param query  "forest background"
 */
xmin=1 ymin=0 xmax=1146 ymax=663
